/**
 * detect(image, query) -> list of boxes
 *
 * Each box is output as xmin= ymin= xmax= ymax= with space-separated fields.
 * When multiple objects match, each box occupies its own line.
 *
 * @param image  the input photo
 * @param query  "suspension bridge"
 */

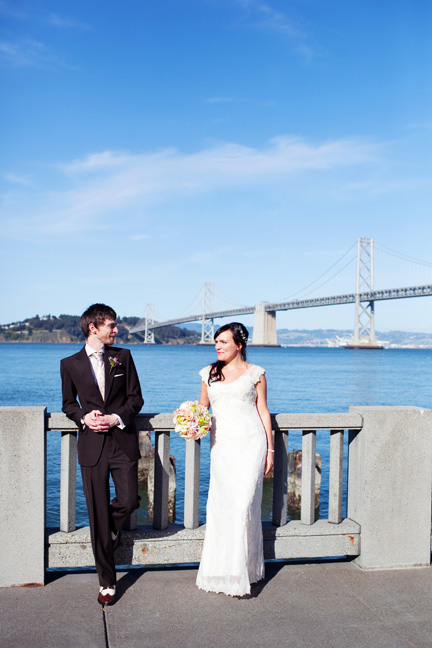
xmin=130 ymin=238 xmax=432 ymax=347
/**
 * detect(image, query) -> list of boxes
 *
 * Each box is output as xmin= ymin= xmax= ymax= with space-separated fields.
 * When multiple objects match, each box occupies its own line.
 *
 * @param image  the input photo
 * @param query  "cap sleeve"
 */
xmin=251 ymin=365 xmax=265 ymax=384
xmin=199 ymin=365 xmax=211 ymax=383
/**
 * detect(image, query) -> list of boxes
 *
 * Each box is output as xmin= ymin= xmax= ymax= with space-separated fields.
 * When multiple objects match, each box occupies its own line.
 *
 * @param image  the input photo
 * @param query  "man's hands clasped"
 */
xmin=84 ymin=410 xmax=119 ymax=432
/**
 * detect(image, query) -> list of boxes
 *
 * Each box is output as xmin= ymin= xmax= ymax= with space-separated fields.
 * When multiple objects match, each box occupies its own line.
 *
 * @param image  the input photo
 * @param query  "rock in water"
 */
xmin=138 ymin=432 xmax=154 ymax=482
xmin=288 ymin=450 xmax=321 ymax=511
xmin=137 ymin=432 xmax=177 ymax=523
xmin=147 ymin=456 xmax=176 ymax=523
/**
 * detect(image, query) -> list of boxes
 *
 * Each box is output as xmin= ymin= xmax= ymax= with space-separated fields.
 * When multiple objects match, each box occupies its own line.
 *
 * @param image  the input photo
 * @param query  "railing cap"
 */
xmin=46 ymin=411 xmax=363 ymax=431
xmin=271 ymin=412 xmax=363 ymax=431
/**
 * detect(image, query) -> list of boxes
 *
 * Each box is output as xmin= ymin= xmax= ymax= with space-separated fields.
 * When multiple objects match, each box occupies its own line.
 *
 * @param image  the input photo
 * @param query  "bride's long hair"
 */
xmin=208 ymin=322 xmax=249 ymax=384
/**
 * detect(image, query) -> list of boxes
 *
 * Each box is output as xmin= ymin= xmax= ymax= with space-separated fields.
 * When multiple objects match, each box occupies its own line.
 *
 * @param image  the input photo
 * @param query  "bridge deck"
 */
xmin=130 ymin=284 xmax=432 ymax=331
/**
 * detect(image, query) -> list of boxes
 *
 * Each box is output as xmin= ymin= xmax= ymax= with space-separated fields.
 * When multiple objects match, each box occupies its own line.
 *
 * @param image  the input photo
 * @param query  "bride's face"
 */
xmin=215 ymin=330 xmax=242 ymax=363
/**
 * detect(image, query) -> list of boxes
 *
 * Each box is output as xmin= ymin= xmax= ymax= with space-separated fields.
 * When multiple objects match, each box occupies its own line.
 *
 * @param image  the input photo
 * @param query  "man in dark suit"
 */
xmin=61 ymin=303 xmax=143 ymax=606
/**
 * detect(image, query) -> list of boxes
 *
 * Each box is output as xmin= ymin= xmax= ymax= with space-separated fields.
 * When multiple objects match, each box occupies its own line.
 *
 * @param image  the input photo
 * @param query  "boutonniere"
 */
xmin=109 ymin=356 xmax=122 ymax=374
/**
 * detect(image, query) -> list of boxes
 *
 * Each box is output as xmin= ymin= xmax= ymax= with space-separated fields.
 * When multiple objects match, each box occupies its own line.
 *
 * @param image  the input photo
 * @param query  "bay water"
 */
xmin=1 ymin=342 xmax=432 ymax=528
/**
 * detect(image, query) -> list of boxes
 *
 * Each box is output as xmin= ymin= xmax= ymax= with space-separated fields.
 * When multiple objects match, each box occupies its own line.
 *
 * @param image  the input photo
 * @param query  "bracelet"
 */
xmin=267 ymin=449 xmax=274 ymax=453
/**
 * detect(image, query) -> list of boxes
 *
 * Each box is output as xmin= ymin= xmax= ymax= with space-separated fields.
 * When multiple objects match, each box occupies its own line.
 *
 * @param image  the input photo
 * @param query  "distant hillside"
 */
xmin=1 ymin=316 xmax=431 ymax=348
xmin=0 ymin=315 xmax=200 ymax=345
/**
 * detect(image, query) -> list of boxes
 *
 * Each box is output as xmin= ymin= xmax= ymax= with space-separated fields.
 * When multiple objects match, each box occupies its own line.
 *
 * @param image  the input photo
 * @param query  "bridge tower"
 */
xmin=349 ymin=237 xmax=382 ymax=349
xmin=144 ymin=303 xmax=155 ymax=344
xmin=252 ymin=302 xmax=278 ymax=346
xmin=200 ymin=282 xmax=214 ymax=344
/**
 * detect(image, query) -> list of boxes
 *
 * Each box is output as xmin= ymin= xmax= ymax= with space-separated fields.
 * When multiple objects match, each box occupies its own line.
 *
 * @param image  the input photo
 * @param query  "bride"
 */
xmin=196 ymin=322 xmax=274 ymax=597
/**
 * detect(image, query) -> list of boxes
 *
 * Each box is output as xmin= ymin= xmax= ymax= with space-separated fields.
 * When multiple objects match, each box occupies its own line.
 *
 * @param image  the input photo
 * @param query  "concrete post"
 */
xmin=272 ymin=430 xmax=288 ymax=526
xmin=252 ymin=304 xmax=278 ymax=346
xmin=153 ymin=431 xmax=170 ymax=530
xmin=348 ymin=406 xmax=432 ymax=569
xmin=0 ymin=406 xmax=47 ymax=586
xmin=184 ymin=439 xmax=200 ymax=529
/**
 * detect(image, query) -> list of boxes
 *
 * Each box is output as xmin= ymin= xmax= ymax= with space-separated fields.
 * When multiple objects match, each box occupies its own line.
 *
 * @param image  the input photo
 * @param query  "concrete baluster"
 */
xmin=60 ymin=431 xmax=77 ymax=533
xmin=184 ymin=438 xmax=200 ymax=529
xmin=272 ymin=429 xmax=288 ymax=526
xmin=123 ymin=509 xmax=138 ymax=531
xmin=153 ymin=430 xmax=170 ymax=530
xmin=328 ymin=430 xmax=344 ymax=524
xmin=301 ymin=430 xmax=316 ymax=525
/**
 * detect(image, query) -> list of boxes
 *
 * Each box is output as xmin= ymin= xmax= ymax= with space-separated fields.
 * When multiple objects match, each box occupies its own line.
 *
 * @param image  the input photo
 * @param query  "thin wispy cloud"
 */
xmin=0 ymin=0 xmax=28 ymax=20
xmin=47 ymin=13 xmax=91 ymax=31
xmin=407 ymin=121 xmax=432 ymax=131
xmin=0 ymin=37 xmax=76 ymax=70
xmin=66 ymin=136 xmax=379 ymax=177
xmin=0 ymin=39 xmax=47 ymax=67
xmin=233 ymin=0 xmax=312 ymax=62
xmin=294 ymin=43 xmax=314 ymax=65
xmin=130 ymin=233 xmax=150 ymax=241
xmin=3 ymin=173 xmax=33 ymax=186
xmin=236 ymin=0 xmax=302 ymax=37
xmin=204 ymin=97 xmax=236 ymax=104
xmin=0 ymin=5 xmax=89 ymax=68
xmin=204 ymin=96 xmax=275 ymax=108
xmin=342 ymin=177 xmax=432 ymax=197
xmin=0 ymin=2 xmax=89 ymax=29
xmin=2 ymin=135 xmax=382 ymax=236
xmin=150 ymin=246 xmax=232 ymax=274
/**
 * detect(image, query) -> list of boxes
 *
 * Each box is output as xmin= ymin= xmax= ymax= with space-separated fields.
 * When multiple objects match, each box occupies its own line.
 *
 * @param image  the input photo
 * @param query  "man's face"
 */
xmin=90 ymin=318 xmax=118 ymax=346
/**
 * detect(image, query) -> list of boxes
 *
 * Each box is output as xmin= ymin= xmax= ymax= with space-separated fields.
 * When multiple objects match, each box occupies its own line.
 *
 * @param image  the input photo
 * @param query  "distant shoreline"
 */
xmin=1 ymin=340 xmax=432 ymax=350
xmin=2 ymin=317 xmax=432 ymax=349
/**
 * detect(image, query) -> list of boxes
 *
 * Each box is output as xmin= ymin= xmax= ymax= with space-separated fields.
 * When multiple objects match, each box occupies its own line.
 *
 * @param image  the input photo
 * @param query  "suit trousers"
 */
xmin=81 ymin=433 xmax=140 ymax=587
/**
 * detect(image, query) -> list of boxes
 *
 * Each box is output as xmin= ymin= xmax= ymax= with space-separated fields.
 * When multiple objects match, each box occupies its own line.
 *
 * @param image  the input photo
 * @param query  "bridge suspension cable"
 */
xmin=373 ymin=242 xmax=432 ymax=290
xmin=175 ymin=285 xmax=205 ymax=319
xmin=280 ymin=242 xmax=357 ymax=302
xmin=130 ymin=237 xmax=432 ymax=346
xmin=374 ymin=243 xmax=432 ymax=268
xmin=213 ymin=287 xmax=248 ymax=310
xmin=296 ymin=254 xmax=358 ymax=299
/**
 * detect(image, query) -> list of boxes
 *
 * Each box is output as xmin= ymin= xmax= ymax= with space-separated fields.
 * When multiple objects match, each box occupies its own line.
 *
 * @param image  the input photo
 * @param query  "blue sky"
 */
xmin=1 ymin=0 xmax=432 ymax=332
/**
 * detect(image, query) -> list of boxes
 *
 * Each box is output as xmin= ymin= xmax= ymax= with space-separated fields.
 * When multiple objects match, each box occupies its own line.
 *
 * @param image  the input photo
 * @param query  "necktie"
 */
xmin=94 ymin=350 xmax=105 ymax=400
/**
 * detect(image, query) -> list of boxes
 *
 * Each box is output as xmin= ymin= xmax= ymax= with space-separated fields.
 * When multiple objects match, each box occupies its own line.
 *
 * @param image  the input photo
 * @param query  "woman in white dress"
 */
xmin=196 ymin=322 xmax=274 ymax=597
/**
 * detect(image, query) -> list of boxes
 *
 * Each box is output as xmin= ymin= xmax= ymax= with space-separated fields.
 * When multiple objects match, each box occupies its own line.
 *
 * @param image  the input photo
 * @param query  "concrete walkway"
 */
xmin=2 ymin=560 xmax=432 ymax=648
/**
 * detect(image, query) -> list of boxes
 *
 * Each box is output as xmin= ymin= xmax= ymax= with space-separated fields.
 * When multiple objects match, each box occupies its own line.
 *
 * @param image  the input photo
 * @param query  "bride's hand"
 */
xmin=264 ymin=451 xmax=274 ymax=476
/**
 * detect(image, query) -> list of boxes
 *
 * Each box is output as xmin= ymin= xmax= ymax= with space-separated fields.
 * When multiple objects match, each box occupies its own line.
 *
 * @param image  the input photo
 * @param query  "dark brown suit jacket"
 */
xmin=61 ymin=346 xmax=143 ymax=466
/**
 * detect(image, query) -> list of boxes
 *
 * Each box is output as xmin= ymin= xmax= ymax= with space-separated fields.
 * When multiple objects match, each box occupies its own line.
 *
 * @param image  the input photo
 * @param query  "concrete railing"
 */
xmin=1 ymin=406 xmax=431 ymax=587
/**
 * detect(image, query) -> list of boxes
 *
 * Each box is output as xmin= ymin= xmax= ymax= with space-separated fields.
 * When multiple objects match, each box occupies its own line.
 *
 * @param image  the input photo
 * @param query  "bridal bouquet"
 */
xmin=173 ymin=401 xmax=211 ymax=440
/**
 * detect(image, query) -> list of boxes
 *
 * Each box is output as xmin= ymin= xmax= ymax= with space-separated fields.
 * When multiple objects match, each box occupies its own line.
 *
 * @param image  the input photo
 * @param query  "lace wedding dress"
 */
xmin=196 ymin=364 xmax=267 ymax=596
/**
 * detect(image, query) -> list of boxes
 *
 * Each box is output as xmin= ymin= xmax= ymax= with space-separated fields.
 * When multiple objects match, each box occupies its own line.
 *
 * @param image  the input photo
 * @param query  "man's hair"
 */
xmin=80 ymin=303 xmax=117 ymax=338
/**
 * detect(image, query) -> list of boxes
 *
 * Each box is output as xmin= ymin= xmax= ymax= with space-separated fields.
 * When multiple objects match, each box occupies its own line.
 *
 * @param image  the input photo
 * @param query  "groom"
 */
xmin=60 ymin=303 xmax=143 ymax=606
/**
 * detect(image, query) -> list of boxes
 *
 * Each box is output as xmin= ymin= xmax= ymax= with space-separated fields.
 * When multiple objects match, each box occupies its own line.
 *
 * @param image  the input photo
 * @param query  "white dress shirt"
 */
xmin=84 ymin=344 xmax=125 ymax=429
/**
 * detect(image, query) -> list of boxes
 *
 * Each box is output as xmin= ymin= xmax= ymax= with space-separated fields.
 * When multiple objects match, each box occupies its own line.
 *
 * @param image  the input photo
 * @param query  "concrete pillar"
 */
xmin=0 ymin=407 xmax=47 ymax=586
xmin=348 ymin=406 xmax=432 ymax=570
xmin=252 ymin=304 xmax=278 ymax=346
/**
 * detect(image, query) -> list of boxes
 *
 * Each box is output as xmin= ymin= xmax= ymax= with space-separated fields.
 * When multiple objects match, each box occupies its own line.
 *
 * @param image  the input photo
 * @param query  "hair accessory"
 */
xmin=238 ymin=328 xmax=248 ymax=344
